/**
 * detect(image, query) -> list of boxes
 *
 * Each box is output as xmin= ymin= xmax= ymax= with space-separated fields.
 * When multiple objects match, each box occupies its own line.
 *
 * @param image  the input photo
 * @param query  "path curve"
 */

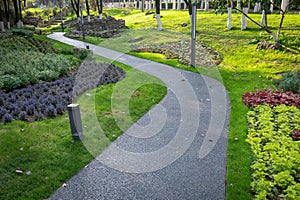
xmin=48 ymin=33 xmax=230 ymax=199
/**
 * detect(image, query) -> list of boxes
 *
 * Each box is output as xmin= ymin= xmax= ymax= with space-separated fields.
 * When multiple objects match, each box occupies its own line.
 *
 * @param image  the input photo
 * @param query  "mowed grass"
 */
xmin=0 ymin=52 xmax=166 ymax=199
xmin=99 ymin=9 xmax=300 ymax=199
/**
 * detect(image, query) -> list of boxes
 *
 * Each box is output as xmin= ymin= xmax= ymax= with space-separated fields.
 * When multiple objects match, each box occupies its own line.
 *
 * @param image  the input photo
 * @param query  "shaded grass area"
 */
xmin=95 ymin=9 xmax=300 ymax=199
xmin=0 ymin=53 xmax=167 ymax=199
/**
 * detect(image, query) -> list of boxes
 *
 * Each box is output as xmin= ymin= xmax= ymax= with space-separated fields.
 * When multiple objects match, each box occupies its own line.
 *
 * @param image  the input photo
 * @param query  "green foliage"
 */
xmin=277 ymin=70 xmax=300 ymax=94
xmin=0 ymin=37 xmax=57 ymax=54
xmin=23 ymin=25 xmax=36 ymax=31
xmin=11 ymin=29 xmax=34 ymax=37
xmin=25 ymin=11 xmax=34 ymax=17
xmin=0 ymin=48 xmax=72 ymax=91
xmin=247 ymin=105 xmax=300 ymax=199
xmin=78 ymin=49 xmax=91 ymax=60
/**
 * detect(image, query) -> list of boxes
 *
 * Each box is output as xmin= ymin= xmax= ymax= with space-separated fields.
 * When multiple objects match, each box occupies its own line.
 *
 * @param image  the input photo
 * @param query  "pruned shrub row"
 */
xmin=0 ymin=37 xmax=57 ymax=54
xmin=0 ymin=47 xmax=73 ymax=91
xmin=0 ymin=62 xmax=125 ymax=123
xmin=242 ymin=90 xmax=300 ymax=109
xmin=247 ymin=105 xmax=300 ymax=199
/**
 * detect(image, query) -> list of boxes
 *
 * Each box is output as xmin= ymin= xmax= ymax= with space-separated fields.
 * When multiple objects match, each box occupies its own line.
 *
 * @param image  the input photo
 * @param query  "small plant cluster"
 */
xmin=242 ymin=90 xmax=300 ymax=109
xmin=0 ymin=47 xmax=72 ymax=91
xmin=247 ymin=104 xmax=300 ymax=199
xmin=277 ymin=69 xmax=300 ymax=95
xmin=0 ymin=37 xmax=57 ymax=54
xmin=0 ymin=62 xmax=125 ymax=123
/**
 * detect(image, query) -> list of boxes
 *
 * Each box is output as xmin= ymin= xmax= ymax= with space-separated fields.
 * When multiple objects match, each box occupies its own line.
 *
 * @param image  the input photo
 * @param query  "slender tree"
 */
xmin=142 ymin=0 xmax=145 ymax=12
xmin=183 ymin=0 xmax=192 ymax=20
xmin=85 ymin=0 xmax=90 ymax=22
xmin=18 ymin=0 xmax=23 ymax=21
xmin=213 ymin=0 xmax=295 ymax=44
xmin=70 ymin=0 xmax=80 ymax=19
xmin=96 ymin=0 xmax=103 ymax=19
xmin=12 ymin=0 xmax=19 ymax=23
xmin=0 ymin=1 xmax=4 ymax=32
xmin=3 ymin=0 xmax=10 ymax=29
xmin=155 ymin=0 xmax=162 ymax=30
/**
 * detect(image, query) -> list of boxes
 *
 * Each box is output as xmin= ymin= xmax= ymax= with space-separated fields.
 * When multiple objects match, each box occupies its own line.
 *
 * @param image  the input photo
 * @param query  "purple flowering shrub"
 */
xmin=0 ymin=62 xmax=126 ymax=123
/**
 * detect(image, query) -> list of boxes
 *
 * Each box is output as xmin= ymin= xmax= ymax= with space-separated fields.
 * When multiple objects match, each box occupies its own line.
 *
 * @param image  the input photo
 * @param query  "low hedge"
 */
xmin=0 ymin=47 xmax=72 ymax=91
xmin=247 ymin=104 xmax=300 ymax=199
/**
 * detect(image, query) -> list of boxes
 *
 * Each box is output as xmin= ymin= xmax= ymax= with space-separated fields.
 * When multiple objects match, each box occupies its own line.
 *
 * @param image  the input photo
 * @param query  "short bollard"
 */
xmin=67 ymin=104 xmax=83 ymax=140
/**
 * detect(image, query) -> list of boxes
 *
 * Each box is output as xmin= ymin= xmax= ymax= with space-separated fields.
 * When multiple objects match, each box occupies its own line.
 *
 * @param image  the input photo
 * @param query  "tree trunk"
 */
xmin=204 ymin=0 xmax=209 ymax=11
xmin=241 ymin=7 xmax=248 ymax=30
xmin=237 ymin=0 xmax=241 ymax=10
xmin=200 ymin=0 xmax=204 ymax=9
xmin=85 ymin=0 xmax=90 ymax=22
xmin=184 ymin=0 xmax=192 ymax=16
xmin=270 ymin=0 xmax=274 ymax=13
xmin=141 ymin=0 xmax=145 ymax=11
xmin=3 ymin=0 xmax=10 ymax=26
xmin=155 ymin=0 xmax=162 ymax=30
xmin=227 ymin=7 xmax=232 ymax=30
xmin=96 ymin=0 xmax=103 ymax=19
xmin=173 ymin=0 xmax=176 ymax=9
xmin=13 ymin=0 xmax=19 ymax=24
xmin=261 ymin=10 xmax=265 ymax=28
xmin=281 ymin=0 xmax=289 ymax=12
xmin=71 ymin=0 xmax=80 ymax=18
xmin=276 ymin=11 xmax=285 ymax=42
xmin=0 ymin=21 xmax=4 ymax=32
xmin=18 ymin=0 xmax=22 ymax=21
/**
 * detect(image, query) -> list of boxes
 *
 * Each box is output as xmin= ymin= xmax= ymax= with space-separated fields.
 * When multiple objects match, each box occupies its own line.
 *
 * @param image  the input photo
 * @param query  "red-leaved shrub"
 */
xmin=242 ymin=90 xmax=300 ymax=108
xmin=291 ymin=130 xmax=300 ymax=141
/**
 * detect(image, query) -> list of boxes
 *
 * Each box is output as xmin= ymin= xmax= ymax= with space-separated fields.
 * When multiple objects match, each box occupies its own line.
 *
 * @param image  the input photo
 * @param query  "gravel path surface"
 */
xmin=48 ymin=32 xmax=230 ymax=200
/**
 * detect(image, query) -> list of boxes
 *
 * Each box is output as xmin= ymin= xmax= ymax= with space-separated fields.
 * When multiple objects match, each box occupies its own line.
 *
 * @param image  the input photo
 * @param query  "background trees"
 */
xmin=213 ymin=0 xmax=300 ymax=43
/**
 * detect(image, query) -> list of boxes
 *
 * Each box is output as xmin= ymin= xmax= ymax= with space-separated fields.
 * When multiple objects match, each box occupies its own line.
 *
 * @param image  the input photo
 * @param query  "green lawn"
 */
xmin=100 ymin=9 xmax=300 ymax=199
xmin=1 ymin=8 xmax=299 ymax=199
xmin=0 ymin=41 xmax=166 ymax=199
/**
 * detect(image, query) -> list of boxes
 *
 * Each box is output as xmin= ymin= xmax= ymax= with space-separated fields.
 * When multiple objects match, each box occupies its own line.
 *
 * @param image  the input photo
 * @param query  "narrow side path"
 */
xmin=48 ymin=33 xmax=230 ymax=199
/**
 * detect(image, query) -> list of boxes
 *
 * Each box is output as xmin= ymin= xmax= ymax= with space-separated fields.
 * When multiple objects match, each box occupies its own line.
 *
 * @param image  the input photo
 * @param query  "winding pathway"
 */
xmin=48 ymin=32 xmax=230 ymax=199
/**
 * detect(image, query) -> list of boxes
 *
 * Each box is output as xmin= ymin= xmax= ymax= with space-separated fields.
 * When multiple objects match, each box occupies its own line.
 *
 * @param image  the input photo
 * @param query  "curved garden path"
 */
xmin=48 ymin=32 xmax=230 ymax=199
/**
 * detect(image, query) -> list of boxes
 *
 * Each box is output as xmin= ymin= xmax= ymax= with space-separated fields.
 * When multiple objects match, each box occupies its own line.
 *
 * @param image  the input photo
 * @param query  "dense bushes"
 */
xmin=242 ymin=90 xmax=300 ymax=109
xmin=277 ymin=70 xmax=300 ymax=94
xmin=0 ymin=47 xmax=72 ymax=91
xmin=247 ymin=105 xmax=300 ymax=199
xmin=0 ymin=62 xmax=125 ymax=123
xmin=11 ymin=28 xmax=34 ymax=37
xmin=0 ymin=37 xmax=57 ymax=54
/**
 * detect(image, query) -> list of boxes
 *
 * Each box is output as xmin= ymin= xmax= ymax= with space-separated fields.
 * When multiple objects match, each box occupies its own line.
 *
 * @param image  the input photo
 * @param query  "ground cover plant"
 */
xmin=242 ymin=90 xmax=300 ymax=108
xmin=247 ymin=104 xmax=300 ymax=199
xmin=0 ymin=61 xmax=125 ymax=123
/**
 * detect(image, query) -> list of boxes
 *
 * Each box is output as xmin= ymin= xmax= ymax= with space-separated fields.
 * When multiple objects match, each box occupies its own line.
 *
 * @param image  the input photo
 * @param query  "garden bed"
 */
xmin=131 ymin=40 xmax=223 ymax=67
xmin=0 ymin=61 xmax=125 ymax=123
xmin=246 ymin=104 xmax=300 ymax=199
